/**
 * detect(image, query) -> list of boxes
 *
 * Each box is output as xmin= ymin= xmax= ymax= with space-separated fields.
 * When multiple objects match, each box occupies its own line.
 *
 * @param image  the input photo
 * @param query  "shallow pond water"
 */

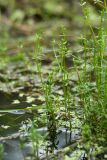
xmin=0 ymin=91 xmax=106 ymax=160
xmin=1 ymin=127 xmax=80 ymax=160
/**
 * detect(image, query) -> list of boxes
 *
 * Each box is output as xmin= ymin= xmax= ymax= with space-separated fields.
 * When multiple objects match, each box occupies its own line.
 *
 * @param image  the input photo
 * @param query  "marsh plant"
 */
xmin=32 ymin=31 xmax=73 ymax=153
xmin=0 ymin=144 xmax=4 ymax=160
xmin=29 ymin=121 xmax=44 ymax=160
xmin=53 ymin=29 xmax=72 ymax=131
xmin=76 ymin=0 xmax=107 ymax=155
xmin=29 ymin=4 xmax=107 ymax=157
xmin=34 ymin=34 xmax=57 ymax=152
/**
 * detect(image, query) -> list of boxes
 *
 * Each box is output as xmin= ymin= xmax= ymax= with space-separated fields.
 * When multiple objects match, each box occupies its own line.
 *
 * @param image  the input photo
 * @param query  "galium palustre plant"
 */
xmin=34 ymin=34 xmax=57 ymax=152
xmin=78 ymin=0 xmax=107 ymax=150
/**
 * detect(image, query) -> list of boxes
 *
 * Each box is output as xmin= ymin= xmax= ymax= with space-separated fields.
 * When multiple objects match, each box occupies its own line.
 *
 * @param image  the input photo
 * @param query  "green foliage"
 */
xmin=78 ymin=1 xmax=107 ymax=152
xmin=0 ymin=1 xmax=107 ymax=159
xmin=0 ymin=144 xmax=4 ymax=160
xmin=29 ymin=121 xmax=44 ymax=159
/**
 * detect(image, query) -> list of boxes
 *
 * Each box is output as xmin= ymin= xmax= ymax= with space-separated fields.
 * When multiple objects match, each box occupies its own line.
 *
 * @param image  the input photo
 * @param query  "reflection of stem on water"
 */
xmin=65 ymin=128 xmax=68 ymax=145
xmin=47 ymin=111 xmax=57 ymax=151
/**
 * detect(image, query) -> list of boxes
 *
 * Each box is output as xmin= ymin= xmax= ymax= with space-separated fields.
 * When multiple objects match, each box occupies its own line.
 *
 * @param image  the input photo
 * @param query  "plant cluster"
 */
xmin=28 ymin=2 xmax=107 ymax=158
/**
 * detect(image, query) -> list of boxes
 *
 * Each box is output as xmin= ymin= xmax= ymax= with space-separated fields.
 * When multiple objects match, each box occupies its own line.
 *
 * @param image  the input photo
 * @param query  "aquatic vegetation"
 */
xmin=0 ymin=144 xmax=4 ymax=160
xmin=0 ymin=0 xmax=107 ymax=159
